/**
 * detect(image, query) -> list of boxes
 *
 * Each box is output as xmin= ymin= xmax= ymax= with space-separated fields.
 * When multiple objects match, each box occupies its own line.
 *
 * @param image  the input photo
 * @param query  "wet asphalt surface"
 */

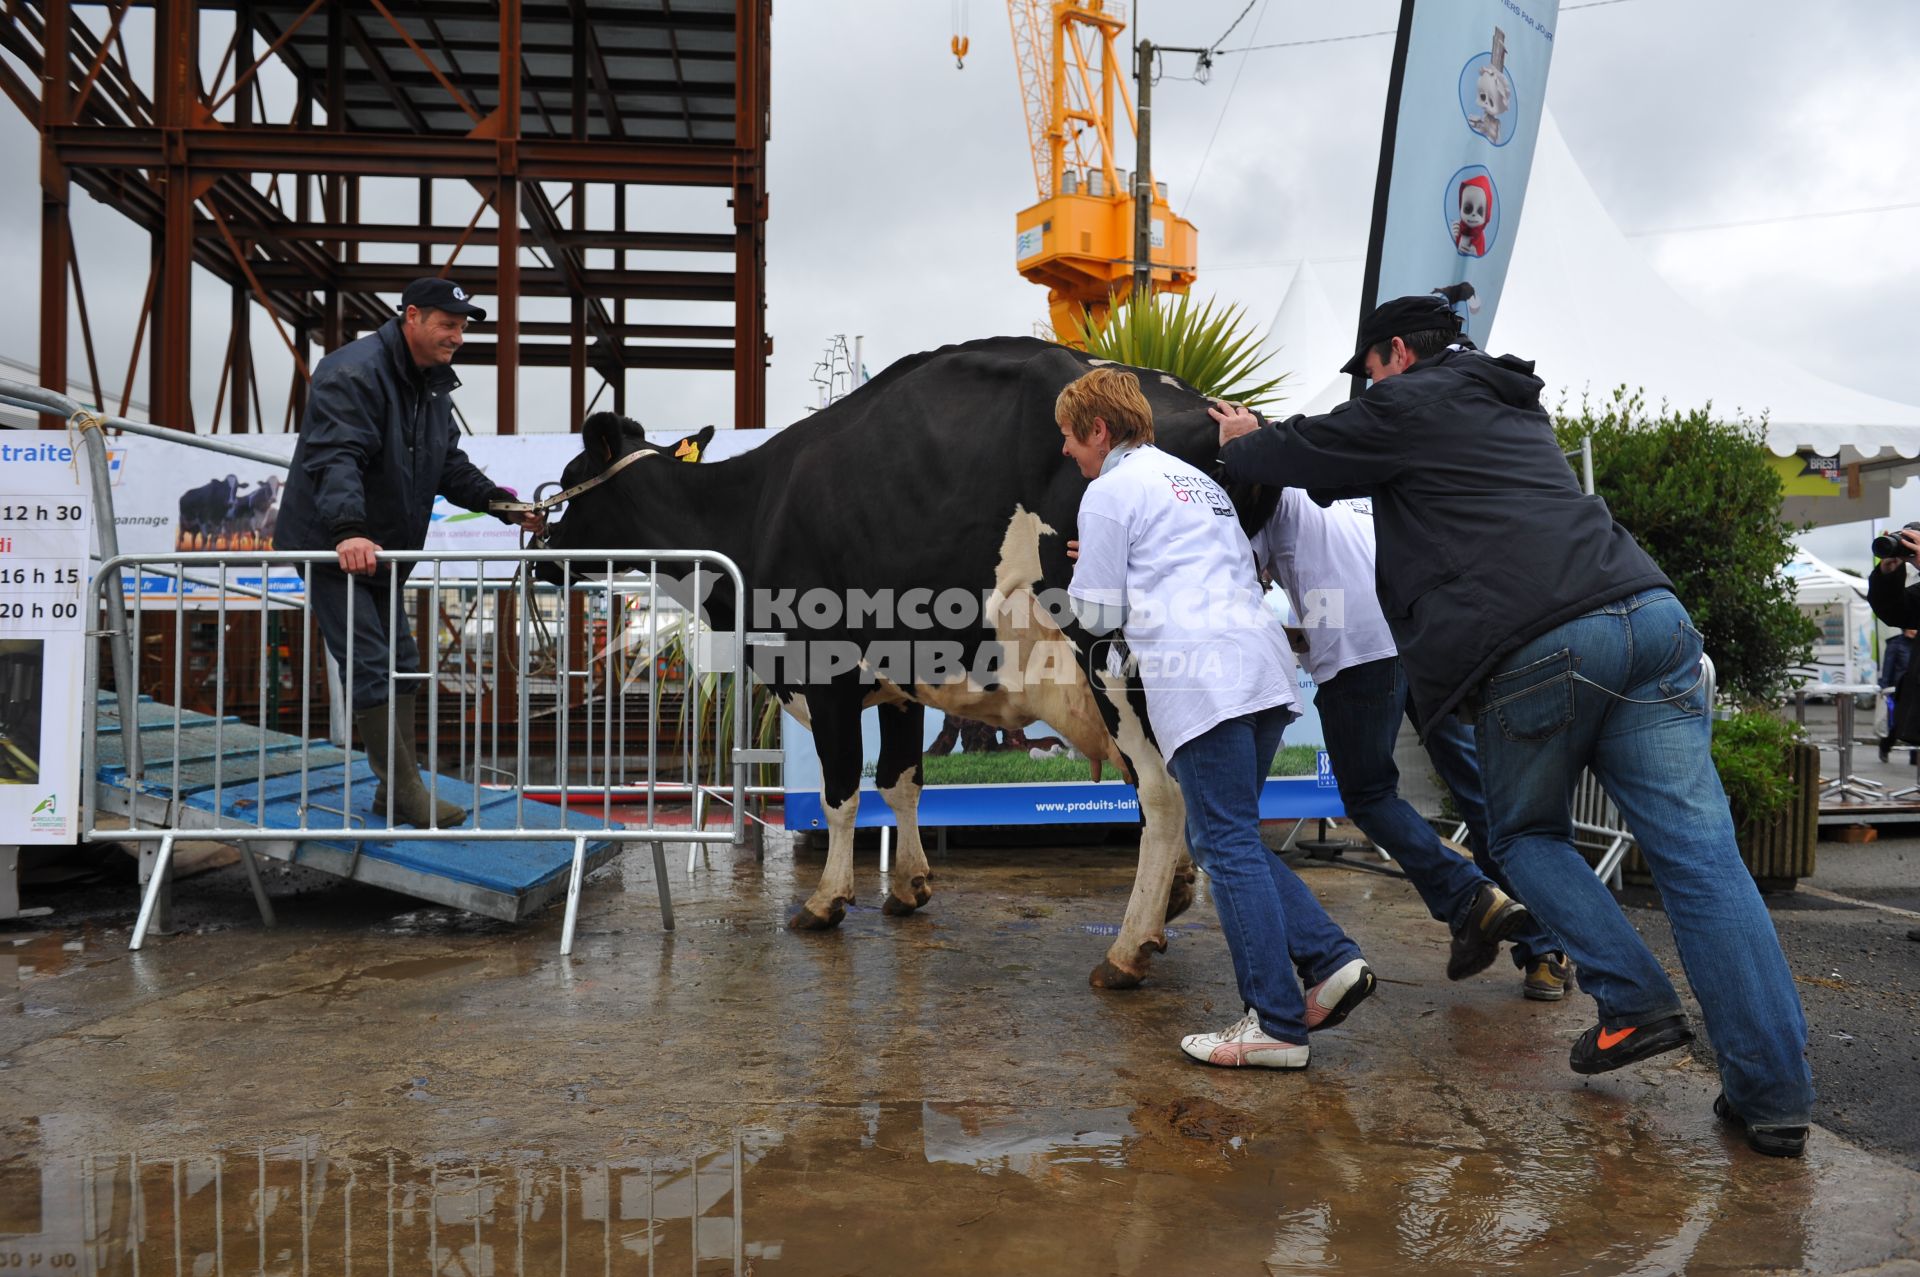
xmin=1 ymin=825 xmax=1917 ymax=1274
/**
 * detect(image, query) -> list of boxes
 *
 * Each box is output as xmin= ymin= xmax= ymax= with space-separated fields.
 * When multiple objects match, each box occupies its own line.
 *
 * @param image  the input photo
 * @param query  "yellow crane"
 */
xmin=960 ymin=2 xmax=1199 ymax=342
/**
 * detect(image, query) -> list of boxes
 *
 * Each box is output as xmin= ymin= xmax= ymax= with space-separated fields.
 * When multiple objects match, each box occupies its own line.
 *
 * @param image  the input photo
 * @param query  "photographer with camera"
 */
xmin=1867 ymin=523 xmax=1920 ymax=752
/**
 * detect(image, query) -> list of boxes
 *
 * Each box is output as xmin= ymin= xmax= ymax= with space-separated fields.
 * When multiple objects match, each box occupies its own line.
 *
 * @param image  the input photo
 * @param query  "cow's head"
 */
xmin=535 ymin=415 xmax=714 ymax=582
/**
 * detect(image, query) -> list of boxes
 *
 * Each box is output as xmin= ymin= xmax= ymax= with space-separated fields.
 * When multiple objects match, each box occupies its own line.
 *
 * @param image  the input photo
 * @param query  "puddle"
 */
xmin=0 ymin=1101 xmax=1835 ymax=1276
xmin=357 ymin=956 xmax=487 ymax=982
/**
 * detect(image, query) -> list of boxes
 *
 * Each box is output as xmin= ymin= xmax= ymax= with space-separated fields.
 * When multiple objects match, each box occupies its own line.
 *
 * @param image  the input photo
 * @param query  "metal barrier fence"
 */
xmin=86 ymin=548 xmax=775 ymax=953
xmin=0 ymin=376 xmax=781 ymax=951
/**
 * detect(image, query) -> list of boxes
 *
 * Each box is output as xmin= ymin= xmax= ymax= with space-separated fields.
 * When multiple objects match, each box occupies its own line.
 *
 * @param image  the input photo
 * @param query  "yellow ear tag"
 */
xmin=675 ymin=439 xmax=700 ymax=462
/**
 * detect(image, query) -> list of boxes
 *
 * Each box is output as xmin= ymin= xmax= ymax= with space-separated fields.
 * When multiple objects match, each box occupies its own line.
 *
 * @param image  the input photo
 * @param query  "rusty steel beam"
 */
xmin=258 ymin=0 xmax=736 ymax=34
xmin=47 ymin=126 xmax=746 ymax=183
xmin=200 ymin=222 xmax=736 ymax=252
xmin=345 ymin=319 xmax=734 ymax=342
xmin=344 ymin=13 xmax=430 ymax=135
xmin=327 ymin=30 xmax=732 ymax=67
xmin=0 ymin=53 xmax=37 ymax=120
xmin=67 ymin=250 xmax=106 ymax=413
xmin=449 ymin=343 xmax=736 ymax=371
xmin=495 ymin=0 xmax=522 ymax=434
xmin=248 ymin=261 xmax=738 ymax=302
xmin=368 ymin=0 xmax=483 ymax=122
xmin=23 ymin=0 xmax=769 ymax=444
xmin=151 ymin=0 xmax=198 ymax=431
xmin=68 ymin=0 xmax=133 ymax=120
xmin=38 ymin=0 xmax=72 ymax=429
xmin=119 ymin=261 xmax=156 ymax=418
xmin=231 ymin=282 xmax=252 ymax=432
xmin=732 ymin=0 xmax=770 ymax=429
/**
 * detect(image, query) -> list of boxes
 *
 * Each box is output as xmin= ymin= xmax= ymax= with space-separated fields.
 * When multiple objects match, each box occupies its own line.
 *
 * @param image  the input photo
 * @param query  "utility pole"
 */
xmin=1132 ymin=38 xmax=1154 ymax=303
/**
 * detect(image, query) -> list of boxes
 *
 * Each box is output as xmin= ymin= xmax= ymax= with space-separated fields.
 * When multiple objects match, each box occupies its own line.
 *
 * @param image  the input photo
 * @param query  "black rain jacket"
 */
xmin=1219 ymin=347 xmax=1671 ymax=736
xmin=1866 ymin=571 xmax=1920 ymax=742
xmin=276 ymin=318 xmax=510 ymax=562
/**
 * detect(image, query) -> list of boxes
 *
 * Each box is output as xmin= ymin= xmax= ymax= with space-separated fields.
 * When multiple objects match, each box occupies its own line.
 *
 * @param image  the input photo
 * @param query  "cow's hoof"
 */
xmin=1089 ymin=959 xmax=1146 ymax=990
xmin=787 ymin=903 xmax=845 ymax=931
xmin=881 ymin=894 xmax=920 ymax=917
xmin=1164 ymin=874 xmax=1195 ymax=922
xmin=911 ymin=875 xmax=932 ymax=906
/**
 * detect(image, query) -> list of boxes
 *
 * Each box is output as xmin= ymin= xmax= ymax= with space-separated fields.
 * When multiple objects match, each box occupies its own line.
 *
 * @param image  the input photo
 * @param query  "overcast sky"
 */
xmin=3 ymin=0 xmax=1917 ymax=563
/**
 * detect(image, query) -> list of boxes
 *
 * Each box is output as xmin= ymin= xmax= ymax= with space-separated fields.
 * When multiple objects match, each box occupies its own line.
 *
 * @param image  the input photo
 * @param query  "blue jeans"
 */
xmin=1471 ymin=588 xmax=1813 ymax=1126
xmin=1316 ymin=657 xmax=1560 ymax=964
xmin=1168 ymin=706 xmax=1364 ymax=1043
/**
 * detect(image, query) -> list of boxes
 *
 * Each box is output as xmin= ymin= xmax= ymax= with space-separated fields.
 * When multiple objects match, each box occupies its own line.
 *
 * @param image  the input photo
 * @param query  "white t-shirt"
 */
xmin=1249 ymin=489 xmax=1398 ymax=685
xmin=1069 ymin=444 xmax=1298 ymax=759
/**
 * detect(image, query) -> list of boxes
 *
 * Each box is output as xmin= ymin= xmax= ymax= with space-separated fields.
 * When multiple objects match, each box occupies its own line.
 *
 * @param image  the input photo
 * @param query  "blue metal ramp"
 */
xmin=92 ymin=694 xmax=622 ymax=921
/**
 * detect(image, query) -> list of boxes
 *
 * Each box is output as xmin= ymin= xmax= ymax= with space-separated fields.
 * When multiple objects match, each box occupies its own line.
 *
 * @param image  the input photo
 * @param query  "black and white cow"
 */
xmin=542 ymin=337 xmax=1274 ymax=988
xmin=179 ymin=474 xmax=242 ymax=541
xmin=233 ymin=475 xmax=281 ymax=541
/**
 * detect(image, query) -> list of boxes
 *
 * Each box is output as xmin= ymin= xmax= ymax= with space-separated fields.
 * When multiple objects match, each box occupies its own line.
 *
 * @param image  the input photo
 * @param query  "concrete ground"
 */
xmin=2 ymin=827 xmax=1918 ymax=1276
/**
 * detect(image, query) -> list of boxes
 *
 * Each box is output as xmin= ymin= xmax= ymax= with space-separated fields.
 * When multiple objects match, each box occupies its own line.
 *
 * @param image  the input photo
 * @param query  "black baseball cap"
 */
xmin=1339 ymin=294 xmax=1463 ymax=376
xmin=397 ymin=277 xmax=488 ymax=322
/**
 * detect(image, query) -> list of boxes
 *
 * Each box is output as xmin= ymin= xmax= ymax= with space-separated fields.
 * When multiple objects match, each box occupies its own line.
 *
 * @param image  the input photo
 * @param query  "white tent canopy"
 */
xmin=1783 ymin=551 xmax=1879 ymax=685
xmin=1260 ymin=111 xmax=1920 ymax=460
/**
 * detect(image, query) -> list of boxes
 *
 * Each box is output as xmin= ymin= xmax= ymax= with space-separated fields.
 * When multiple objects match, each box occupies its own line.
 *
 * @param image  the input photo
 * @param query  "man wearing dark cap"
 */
xmin=278 ymin=278 xmax=540 ymax=828
xmin=1210 ymin=295 xmax=1813 ymax=1158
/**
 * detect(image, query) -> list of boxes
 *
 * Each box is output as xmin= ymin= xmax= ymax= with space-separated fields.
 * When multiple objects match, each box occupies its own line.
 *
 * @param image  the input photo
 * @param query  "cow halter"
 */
xmin=487 ymin=445 xmax=658 ymax=525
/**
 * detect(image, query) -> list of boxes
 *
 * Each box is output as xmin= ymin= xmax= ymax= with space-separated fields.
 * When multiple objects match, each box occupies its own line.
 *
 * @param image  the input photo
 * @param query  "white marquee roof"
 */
xmin=1261 ymin=111 xmax=1920 ymax=459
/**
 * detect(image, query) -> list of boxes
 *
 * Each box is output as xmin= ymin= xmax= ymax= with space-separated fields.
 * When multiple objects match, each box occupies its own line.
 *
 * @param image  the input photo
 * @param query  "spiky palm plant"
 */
xmin=1072 ymin=289 xmax=1288 ymax=411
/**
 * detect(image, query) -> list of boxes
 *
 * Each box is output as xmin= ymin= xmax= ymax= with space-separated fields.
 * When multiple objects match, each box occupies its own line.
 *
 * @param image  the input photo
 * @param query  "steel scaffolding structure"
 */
xmin=4 ymin=0 xmax=772 ymax=435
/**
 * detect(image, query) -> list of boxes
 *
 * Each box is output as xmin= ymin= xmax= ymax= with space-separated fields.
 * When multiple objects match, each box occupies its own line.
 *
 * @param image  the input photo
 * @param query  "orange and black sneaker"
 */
xmin=1568 ymin=1013 xmax=1695 ymax=1075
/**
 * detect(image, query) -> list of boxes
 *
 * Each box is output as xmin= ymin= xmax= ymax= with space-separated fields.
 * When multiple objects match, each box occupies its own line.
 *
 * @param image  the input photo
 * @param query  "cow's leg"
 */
xmin=789 ymin=683 xmax=864 ymax=931
xmin=1090 ymin=676 xmax=1188 ymax=989
xmin=874 ymin=701 xmax=934 ymax=916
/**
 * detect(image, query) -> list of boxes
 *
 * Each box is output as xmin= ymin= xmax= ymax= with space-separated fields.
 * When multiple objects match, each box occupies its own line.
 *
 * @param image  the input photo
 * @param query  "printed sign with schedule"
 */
xmin=0 ymin=439 xmax=93 ymax=843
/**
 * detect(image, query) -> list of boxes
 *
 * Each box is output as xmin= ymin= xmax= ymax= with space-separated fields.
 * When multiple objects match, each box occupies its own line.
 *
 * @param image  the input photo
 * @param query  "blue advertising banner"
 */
xmin=1359 ymin=0 xmax=1562 ymax=359
xmin=782 ymin=708 xmax=1342 ymax=831
xmin=781 ymin=585 xmax=1346 ymax=831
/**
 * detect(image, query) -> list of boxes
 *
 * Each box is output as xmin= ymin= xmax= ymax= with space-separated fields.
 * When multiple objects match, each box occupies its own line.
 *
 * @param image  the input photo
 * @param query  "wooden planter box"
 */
xmin=1627 ymin=741 xmax=1818 ymax=890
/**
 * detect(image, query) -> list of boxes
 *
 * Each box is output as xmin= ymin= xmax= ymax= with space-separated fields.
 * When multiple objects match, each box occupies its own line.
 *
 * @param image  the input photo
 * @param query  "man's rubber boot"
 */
xmin=389 ymin=691 xmax=465 ymax=827
xmin=353 ymin=697 xmax=464 ymax=828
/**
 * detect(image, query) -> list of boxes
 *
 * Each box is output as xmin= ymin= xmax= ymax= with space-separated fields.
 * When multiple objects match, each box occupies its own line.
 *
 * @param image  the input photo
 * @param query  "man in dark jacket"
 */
xmin=278 ymin=277 xmax=538 ymax=827
xmin=1875 ymin=627 xmax=1917 ymax=762
xmin=1211 ymin=294 xmax=1813 ymax=1157
xmin=1866 ymin=537 xmax=1920 ymax=753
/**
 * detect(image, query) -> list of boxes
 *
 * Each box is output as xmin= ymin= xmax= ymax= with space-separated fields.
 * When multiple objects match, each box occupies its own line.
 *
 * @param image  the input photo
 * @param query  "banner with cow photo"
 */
xmin=1357 ymin=0 xmax=1561 ymax=368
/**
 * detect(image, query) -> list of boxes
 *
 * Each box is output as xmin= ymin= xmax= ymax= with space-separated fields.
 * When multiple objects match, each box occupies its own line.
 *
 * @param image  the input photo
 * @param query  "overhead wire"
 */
xmin=1180 ymin=0 xmax=1273 ymax=200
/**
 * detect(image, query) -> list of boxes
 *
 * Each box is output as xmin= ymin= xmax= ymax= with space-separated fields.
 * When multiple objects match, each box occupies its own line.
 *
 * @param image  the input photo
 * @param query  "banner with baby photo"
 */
xmin=1358 ymin=0 xmax=1561 ymax=368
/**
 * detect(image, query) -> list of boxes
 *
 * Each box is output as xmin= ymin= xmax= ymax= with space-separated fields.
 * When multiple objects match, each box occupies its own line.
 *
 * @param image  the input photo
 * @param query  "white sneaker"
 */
xmin=1179 ymin=1008 xmax=1310 ymax=1069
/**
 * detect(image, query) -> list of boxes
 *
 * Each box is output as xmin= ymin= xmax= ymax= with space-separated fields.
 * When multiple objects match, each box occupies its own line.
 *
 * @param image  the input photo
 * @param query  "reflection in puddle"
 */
xmin=0 ymin=1100 xmax=1816 ymax=1275
xmin=0 ymin=1135 xmax=773 ymax=1276
xmin=920 ymin=1104 xmax=1133 ymax=1175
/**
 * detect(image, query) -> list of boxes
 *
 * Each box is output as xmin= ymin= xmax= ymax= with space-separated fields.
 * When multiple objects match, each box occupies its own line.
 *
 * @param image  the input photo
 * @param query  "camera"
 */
xmin=1871 ymin=521 xmax=1920 ymax=560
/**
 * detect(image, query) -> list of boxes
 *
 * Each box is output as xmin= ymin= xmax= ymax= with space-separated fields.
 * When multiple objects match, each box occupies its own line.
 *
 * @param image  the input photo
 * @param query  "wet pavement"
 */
xmin=3 ymin=835 xmax=1918 ymax=1275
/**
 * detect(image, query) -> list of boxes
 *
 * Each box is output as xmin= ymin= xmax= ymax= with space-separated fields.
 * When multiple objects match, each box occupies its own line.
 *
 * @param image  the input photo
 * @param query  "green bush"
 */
xmin=1710 ymin=707 xmax=1802 ymax=826
xmin=1553 ymin=392 xmax=1817 ymax=703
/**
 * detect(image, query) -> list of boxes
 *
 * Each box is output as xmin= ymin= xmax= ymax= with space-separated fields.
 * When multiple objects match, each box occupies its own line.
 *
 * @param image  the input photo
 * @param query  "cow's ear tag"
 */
xmin=674 ymin=438 xmax=700 ymax=462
